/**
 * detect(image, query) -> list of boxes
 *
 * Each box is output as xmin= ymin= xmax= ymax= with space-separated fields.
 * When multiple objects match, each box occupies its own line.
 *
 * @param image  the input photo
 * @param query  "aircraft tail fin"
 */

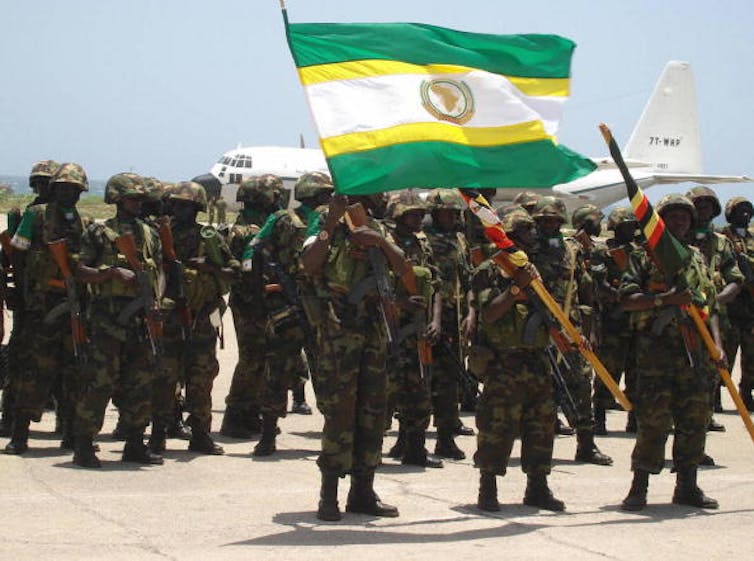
xmin=624 ymin=61 xmax=703 ymax=174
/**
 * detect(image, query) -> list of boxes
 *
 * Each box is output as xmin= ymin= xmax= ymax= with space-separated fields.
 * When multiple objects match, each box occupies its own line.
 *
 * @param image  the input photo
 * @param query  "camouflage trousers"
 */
xmin=474 ymin=349 xmax=555 ymax=476
xmin=260 ymin=320 xmax=308 ymax=418
xmin=723 ymin=322 xmax=754 ymax=391
xmin=560 ymin=353 xmax=595 ymax=431
xmin=314 ymin=321 xmax=387 ymax=477
xmin=161 ymin=310 xmax=220 ymax=433
xmin=430 ymin=311 xmax=462 ymax=430
xmin=11 ymin=307 xmax=79 ymax=424
xmin=224 ymin=303 xmax=268 ymax=413
xmin=386 ymin=332 xmax=432 ymax=435
xmin=593 ymin=332 xmax=637 ymax=408
xmin=74 ymin=302 xmax=154 ymax=439
xmin=630 ymin=333 xmax=710 ymax=473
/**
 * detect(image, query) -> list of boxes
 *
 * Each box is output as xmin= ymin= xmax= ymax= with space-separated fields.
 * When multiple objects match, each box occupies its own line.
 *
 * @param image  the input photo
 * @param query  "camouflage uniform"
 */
xmin=160 ymin=182 xmax=238 ymax=454
xmin=423 ymin=189 xmax=472 ymax=458
xmin=719 ymin=197 xmax=754 ymax=408
xmin=73 ymin=173 xmax=163 ymax=467
xmin=4 ymin=163 xmax=86 ymax=453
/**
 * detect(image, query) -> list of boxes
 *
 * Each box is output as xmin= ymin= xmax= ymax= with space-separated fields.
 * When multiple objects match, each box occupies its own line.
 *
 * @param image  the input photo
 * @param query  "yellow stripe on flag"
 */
xmin=320 ymin=120 xmax=551 ymax=158
xmin=299 ymin=60 xmax=570 ymax=97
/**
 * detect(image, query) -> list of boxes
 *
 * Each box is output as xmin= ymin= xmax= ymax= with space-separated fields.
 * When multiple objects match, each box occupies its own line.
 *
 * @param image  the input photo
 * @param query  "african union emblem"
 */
xmin=420 ymin=79 xmax=475 ymax=125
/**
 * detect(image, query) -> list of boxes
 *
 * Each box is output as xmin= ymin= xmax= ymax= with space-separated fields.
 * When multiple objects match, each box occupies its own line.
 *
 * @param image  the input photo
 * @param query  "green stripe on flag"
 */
xmin=327 ymin=140 xmax=595 ymax=195
xmin=288 ymin=22 xmax=574 ymax=78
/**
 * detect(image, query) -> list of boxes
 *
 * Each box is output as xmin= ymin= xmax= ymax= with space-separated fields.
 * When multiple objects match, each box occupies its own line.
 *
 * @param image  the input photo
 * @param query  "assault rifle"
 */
xmin=45 ymin=239 xmax=88 ymax=363
xmin=114 ymin=233 xmax=163 ymax=356
xmin=437 ymin=335 xmax=479 ymax=398
xmin=400 ymin=264 xmax=434 ymax=386
xmin=157 ymin=217 xmax=192 ymax=341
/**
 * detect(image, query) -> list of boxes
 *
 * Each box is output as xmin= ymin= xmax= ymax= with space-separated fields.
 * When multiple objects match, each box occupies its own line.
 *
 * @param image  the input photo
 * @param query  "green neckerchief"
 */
xmin=298 ymin=204 xmax=320 ymax=238
xmin=11 ymin=207 xmax=36 ymax=250
xmin=241 ymin=212 xmax=280 ymax=264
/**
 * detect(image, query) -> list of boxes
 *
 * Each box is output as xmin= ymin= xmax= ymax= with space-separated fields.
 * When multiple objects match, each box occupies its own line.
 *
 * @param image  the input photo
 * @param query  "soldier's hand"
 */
xmin=398 ymin=294 xmax=426 ymax=312
xmin=714 ymin=346 xmax=728 ymax=370
xmin=512 ymin=262 xmax=537 ymax=289
xmin=109 ymin=266 xmax=136 ymax=286
xmin=327 ymin=194 xmax=348 ymax=223
xmin=461 ymin=311 xmax=476 ymax=339
xmin=350 ymin=226 xmax=384 ymax=248
xmin=662 ymin=288 xmax=692 ymax=306
xmin=426 ymin=317 xmax=442 ymax=343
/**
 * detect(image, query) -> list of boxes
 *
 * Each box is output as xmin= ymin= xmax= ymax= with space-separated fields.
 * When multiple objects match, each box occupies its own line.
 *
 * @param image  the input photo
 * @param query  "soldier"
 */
xmin=301 ymin=192 xmax=403 ymax=521
xmin=529 ymin=196 xmax=612 ymax=465
xmin=619 ymin=194 xmax=721 ymax=511
xmin=423 ymin=189 xmax=474 ymax=460
xmin=220 ymin=176 xmax=282 ymax=439
xmin=385 ymin=191 xmax=443 ymax=469
xmin=1 ymin=160 xmax=60 ymax=437
xmin=512 ymin=191 xmax=542 ymax=216
xmin=4 ymin=163 xmax=87 ymax=454
xmin=244 ymin=172 xmax=328 ymax=456
xmin=156 ymin=181 xmax=239 ymax=455
xmin=471 ymin=206 xmax=564 ymax=512
xmin=686 ymin=186 xmax=743 ymax=435
xmin=591 ymin=208 xmax=641 ymax=433
xmin=73 ymin=173 xmax=164 ymax=468
xmin=720 ymin=197 xmax=754 ymax=411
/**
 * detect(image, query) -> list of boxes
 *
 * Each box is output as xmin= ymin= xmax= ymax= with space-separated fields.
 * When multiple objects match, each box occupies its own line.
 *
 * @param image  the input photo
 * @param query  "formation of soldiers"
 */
xmin=1 ymin=160 xmax=753 ymax=521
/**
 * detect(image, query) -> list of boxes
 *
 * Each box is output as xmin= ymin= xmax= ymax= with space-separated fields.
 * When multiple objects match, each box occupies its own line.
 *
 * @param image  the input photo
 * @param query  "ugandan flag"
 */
xmin=599 ymin=124 xmax=691 ymax=278
xmin=283 ymin=11 xmax=596 ymax=195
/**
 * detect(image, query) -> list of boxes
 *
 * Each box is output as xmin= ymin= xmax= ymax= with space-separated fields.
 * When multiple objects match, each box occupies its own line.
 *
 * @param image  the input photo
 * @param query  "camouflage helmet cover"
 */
xmin=294 ymin=171 xmax=333 ymax=200
xmin=141 ymin=176 xmax=166 ymax=202
xmin=29 ymin=160 xmax=60 ymax=179
xmin=426 ymin=188 xmax=465 ymax=211
xmin=51 ymin=162 xmax=89 ymax=192
xmin=512 ymin=191 xmax=542 ymax=212
xmin=531 ymin=195 xmax=567 ymax=222
xmin=685 ymin=185 xmax=721 ymax=217
xmin=104 ymin=172 xmax=145 ymax=204
xmin=236 ymin=174 xmax=281 ymax=206
xmin=656 ymin=193 xmax=697 ymax=226
xmin=386 ymin=190 xmax=427 ymax=220
xmin=497 ymin=204 xmax=534 ymax=233
xmin=571 ymin=204 xmax=604 ymax=230
xmin=725 ymin=196 xmax=754 ymax=223
xmin=168 ymin=181 xmax=208 ymax=211
xmin=606 ymin=207 xmax=638 ymax=231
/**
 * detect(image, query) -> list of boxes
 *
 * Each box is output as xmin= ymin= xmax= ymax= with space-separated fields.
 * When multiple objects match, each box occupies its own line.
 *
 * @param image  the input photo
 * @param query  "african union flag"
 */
xmin=282 ymin=13 xmax=596 ymax=195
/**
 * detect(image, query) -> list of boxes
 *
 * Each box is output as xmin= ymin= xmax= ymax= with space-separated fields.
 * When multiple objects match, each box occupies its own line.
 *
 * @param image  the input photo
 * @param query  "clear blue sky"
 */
xmin=1 ymin=0 xmax=753 ymax=204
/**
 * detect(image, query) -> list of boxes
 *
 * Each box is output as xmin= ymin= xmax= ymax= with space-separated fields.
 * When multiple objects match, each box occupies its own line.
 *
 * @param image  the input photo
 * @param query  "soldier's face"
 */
xmin=54 ymin=183 xmax=82 ymax=207
xmin=614 ymin=222 xmax=637 ymax=244
xmin=400 ymin=210 xmax=426 ymax=233
xmin=694 ymin=198 xmax=717 ymax=223
xmin=119 ymin=196 xmax=143 ymax=218
xmin=663 ymin=208 xmax=692 ymax=239
xmin=172 ymin=199 xmax=198 ymax=224
xmin=433 ymin=209 xmax=458 ymax=230
xmin=535 ymin=216 xmax=562 ymax=237
xmin=730 ymin=206 xmax=752 ymax=227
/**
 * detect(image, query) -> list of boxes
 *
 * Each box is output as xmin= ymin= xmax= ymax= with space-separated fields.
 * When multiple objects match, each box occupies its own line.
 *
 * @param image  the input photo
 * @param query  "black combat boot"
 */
xmin=477 ymin=471 xmax=500 ymax=512
xmin=672 ymin=467 xmax=719 ymax=509
xmin=60 ymin=416 xmax=75 ymax=450
xmin=148 ymin=422 xmax=167 ymax=454
xmin=187 ymin=417 xmax=224 ymax=455
xmin=707 ymin=417 xmax=726 ymax=432
xmin=594 ymin=407 xmax=607 ymax=436
xmin=575 ymin=430 xmax=613 ymax=465
xmin=387 ymin=426 xmax=405 ymax=459
xmin=252 ymin=414 xmax=278 ymax=457
xmin=621 ymin=469 xmax=649 ymax=511
xmin=555 ymin=417 xmax=575 ymax=436
xmin=401 ymin=431 xmax=443 ymax=468
xmin=434 ymin=427 xmax=466 ymax=460
xmin=291 ymin=381 xmax=312 ymax=415
xmin=73 ymin=436 xmax=101 ymax=468
xmin=3 ymin=415 xmax=30 ymax=455
xmin=123 ymin=432 xmax=164 ymax=465
xmin=246 ymin=406 xmax=262 ymax=434
xmin=0 ymin=389 xmax=14 ymax=437
xmin=740 ymin=384 xmax=754 ymax=412
xmin=523 ymin=474 xmax=565 ymax=511
xmin=220 ymin=405 xmax=254 ymax=439
xmin=625 ymin=411 xmax=637 ymax=433
xmin=713 ymin=384 xmax=723 ymax=413
xmin=317 ymin=472 xmax=342 ymax=521
xmin=346 ymin=472 xmax=399 ymax=517
xmin=454 ymin=420 xmax=475 ymax=436
xmin=167 ymin=403 xmax=192 ymax=440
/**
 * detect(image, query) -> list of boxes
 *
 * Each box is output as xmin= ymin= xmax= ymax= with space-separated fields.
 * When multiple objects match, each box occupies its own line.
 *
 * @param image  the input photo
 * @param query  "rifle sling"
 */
xmin=43 ymin=300 xmax=72 ymax=325
xmin=117 ymin=297 xmax=148 ymax=326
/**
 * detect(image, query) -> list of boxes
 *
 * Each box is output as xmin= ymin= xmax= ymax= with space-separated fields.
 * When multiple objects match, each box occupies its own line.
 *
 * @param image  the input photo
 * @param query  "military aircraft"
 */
xmin=208 ymin=61 xmax=750 ymax=210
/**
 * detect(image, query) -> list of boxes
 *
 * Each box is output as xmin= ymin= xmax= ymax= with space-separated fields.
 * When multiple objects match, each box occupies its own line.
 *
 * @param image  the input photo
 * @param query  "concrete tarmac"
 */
xmin=1 ymin=308 xmax=753 ymax=561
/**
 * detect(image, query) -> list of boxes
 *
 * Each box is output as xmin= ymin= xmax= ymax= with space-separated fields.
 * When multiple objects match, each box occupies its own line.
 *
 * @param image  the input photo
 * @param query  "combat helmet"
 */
xmin=29 ymin=160 xmax=60 ymax=180
xmin=51 ymin=163 xmax=89 ymax=192
xmin=685 ymin=185 xmax=721 ymax=218
xmin=426 ymin=188 xmax=465 ymax=211
xmin=386 ymin=190 xmax=426 ymax=220
xmin=104 ymin=172 xmax=145 ymax=204
xmin=512 ymin=191 xmax=542 ymax=214
xmin=571 ymin=204 xmax=604 ymax=231
xmin=141 ymin=177 xmax=166 ymax=202
xmin=497 ymin=204 xmax=534 ymax=234
xmin=294 ymin=172 xmax=333 ymax=201
xmin=725 ymin=196 xmax=754 ymax=223
xmin=236 ymin=174 xmax=282 ymax=207
xmin=656 ymin=193 xmax=697 ymax=226
xmin=606 ymin=207 xmax=638 ymax=231
xmin=168 ymin=181 xmax=208 ymax=212
xmin=531 ymin=196 xmax=567 ymax=223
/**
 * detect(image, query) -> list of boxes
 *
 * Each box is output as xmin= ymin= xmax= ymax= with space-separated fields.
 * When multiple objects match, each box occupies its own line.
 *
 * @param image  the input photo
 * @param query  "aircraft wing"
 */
xmin=652 ymin=173 xmax=752 ymax=184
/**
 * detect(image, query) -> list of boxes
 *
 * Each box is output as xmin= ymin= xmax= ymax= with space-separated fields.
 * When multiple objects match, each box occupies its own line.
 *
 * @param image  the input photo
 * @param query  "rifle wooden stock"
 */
xmin=400 ymin=266 xmax=433 ymax=367
xmin=47 ymin=239 xmax=88 ymax=357
xmin=157 ymin=218 xmax=192 ymax=334
xmin=157 ymin=217 xmax=178 ymax=263
xmin=686 ymin=304 xmax=754 ymax=444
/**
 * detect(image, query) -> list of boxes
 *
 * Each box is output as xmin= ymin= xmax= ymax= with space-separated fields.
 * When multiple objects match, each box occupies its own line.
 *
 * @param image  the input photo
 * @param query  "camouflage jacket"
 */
xmin=720 ymin=224 xmax=754 ymax=328
xmin=387 ymin=226 xmax=439 ymax=325
xmin=423 ymin=224 xmax=471 ymax=314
